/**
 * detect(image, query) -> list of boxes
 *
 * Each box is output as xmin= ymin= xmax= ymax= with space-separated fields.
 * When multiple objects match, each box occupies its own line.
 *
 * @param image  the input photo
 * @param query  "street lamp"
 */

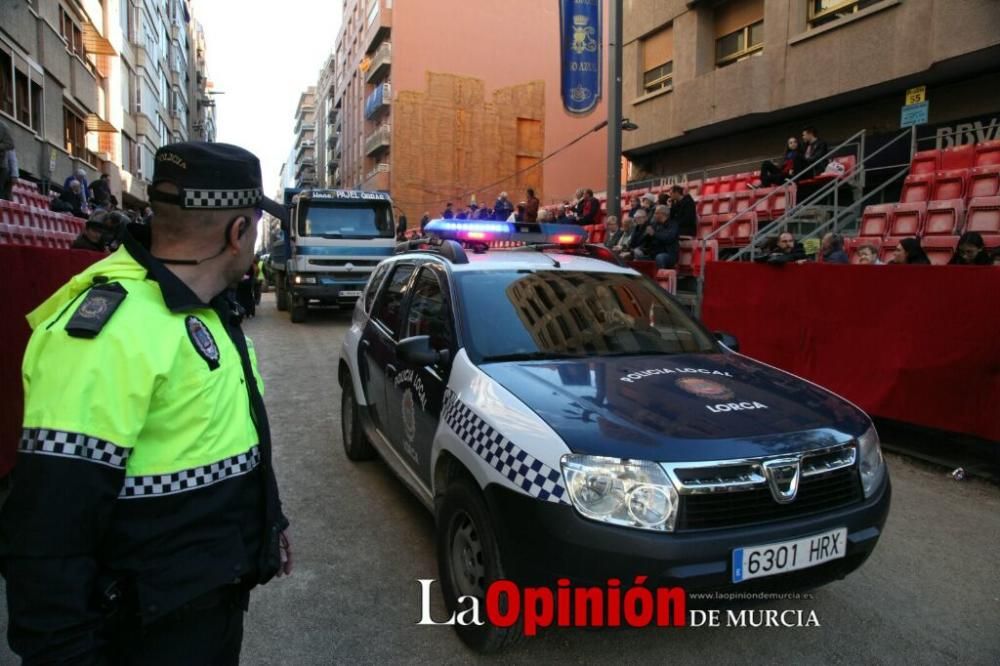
xmin=606 ymin=0 xmax=625 ymax=220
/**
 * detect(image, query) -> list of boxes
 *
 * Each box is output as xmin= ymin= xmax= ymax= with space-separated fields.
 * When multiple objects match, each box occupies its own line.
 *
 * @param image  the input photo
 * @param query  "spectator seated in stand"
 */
xmin=63 ymin=167 xmax=91 ymax=203
xmin=576 ymin=188 xmax=601 ymax=226
xmin=758 ymin=137 xmax=806 ymax=187
xmin=621 ymin=209 xmax=648 ymax=261
xmin=90 ymin=173 xmax=111 ymax=208
xmin=856 ymin=243 xmax=881 ymax=265
xmin=820 ymin=232 xmax=849 ymax=264
xmin=890 ymin=237 xmax=931 ymax=265
xmin=603 ymin=216 xmax=622 ymax=248
xmin=760 ymin=231 xmax=806 ymax=264
xmin=801 ymin=126 xmax=830 ymax=178
xmin=948 ymin=231 xmax=992 ymax=265
xmin=634 ymin=204 xmax=679 ymax=269
xmin=609 ymin=215 xmax=634 ymax=257
xmin=667 ymin=184 xmax=697 ymax=237
xmin=71 ymin=209 xmax=123 ymax=252
xmin=53 ymin=179 xmax=90 ymax=218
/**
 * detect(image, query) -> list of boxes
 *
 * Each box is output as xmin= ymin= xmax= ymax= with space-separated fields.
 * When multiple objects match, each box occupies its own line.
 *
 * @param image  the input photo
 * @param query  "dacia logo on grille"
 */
xmin=763 ymin=458 xmax=801 ymax=504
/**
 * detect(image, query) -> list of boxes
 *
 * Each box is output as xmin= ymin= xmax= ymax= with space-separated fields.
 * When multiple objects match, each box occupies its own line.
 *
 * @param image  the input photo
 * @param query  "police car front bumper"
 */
xmin=484 ymin=474 xmax=890 ymax=592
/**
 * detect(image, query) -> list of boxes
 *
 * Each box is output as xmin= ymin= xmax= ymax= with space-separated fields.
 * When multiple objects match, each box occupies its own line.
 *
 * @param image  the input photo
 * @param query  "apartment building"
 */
xmin=621 ymin=0 xmax=1000 ymax=181
xmin=329 ymin=0 xmax=609 ymax=219
xmin=314 ymin=53 xmax=337 ymax=188
xmin=292 ymin=86 xmax=317 ymax=189
xmin=0 ymin=0 xmax=215 ymax=208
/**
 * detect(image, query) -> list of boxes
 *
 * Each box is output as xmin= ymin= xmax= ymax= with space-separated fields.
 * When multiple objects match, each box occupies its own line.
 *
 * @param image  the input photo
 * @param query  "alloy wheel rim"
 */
xmin=449 ymin=511 xmax=486 ymax=599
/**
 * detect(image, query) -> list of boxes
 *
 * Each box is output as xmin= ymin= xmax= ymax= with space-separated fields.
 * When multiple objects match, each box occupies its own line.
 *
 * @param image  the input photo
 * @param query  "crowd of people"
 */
xmin=757 ymin=230 xmax=999 ymax=266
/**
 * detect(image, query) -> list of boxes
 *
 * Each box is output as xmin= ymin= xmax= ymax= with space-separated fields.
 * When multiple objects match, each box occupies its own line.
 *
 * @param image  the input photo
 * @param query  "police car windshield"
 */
xmin=455 ymin=270 xmax=718 ymax=362
xmin=299 ymin=201 xmax=394 ymax=239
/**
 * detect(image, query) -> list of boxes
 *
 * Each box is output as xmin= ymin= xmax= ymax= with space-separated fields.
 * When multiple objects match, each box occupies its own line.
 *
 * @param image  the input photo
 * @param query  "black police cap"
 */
xmin=147 ymin=141 xmax=286 ymax=222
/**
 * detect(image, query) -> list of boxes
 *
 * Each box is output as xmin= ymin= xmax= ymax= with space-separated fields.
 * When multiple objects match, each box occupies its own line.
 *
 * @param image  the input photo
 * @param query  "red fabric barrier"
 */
xmin=701 ymin=262 xmax=1000 ymax=442
xmin=0 ymin=246 xmax=104 ymax=476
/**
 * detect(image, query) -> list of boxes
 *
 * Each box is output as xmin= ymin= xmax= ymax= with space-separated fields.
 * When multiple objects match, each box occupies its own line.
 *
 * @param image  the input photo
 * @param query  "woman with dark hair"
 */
xmin=948 ymin=231 xmax=991 ymax=265
xmin=890 ymin=237 xmax=931 ymax=265
xmin=759 ymin=137 xmax=807 ymax=187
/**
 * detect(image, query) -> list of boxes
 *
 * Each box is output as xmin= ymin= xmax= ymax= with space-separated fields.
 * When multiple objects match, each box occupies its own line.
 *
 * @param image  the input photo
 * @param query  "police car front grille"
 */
xmin=675 ymin=466 xmax=863 ymax=531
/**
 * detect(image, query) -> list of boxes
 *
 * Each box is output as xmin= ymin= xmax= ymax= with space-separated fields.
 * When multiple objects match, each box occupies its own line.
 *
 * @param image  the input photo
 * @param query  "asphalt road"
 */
xmin=2 ymin=293 xmax=998 ymax=664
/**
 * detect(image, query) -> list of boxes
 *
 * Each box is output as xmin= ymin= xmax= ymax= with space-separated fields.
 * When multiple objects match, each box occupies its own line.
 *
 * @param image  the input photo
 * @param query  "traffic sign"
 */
xmin=901 ymin=101 xmax=929 ymax=128
xmin=905 ymin=86 xmax=926 ymax=105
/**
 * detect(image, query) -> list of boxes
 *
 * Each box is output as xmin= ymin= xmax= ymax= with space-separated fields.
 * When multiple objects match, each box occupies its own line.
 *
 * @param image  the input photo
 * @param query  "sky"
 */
xmin=194 ymin=0 xmax=342 ymax=195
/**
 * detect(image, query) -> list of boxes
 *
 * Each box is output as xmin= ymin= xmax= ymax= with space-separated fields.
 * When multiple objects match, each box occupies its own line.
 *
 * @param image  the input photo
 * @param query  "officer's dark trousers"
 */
xmin=109 ymin=587 xmax=245 ymax=665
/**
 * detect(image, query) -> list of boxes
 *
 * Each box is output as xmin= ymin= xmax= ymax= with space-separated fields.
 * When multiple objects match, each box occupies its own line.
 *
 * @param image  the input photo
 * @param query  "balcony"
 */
xmin=364 ymin=42 xmax=391 ymax=83
xmin=327 ymin=105 xmax=338 ymax=124
xmin=294 ymin=119 xmax=315 ymax=135
xmin=364 ymin=83 xmax=391 ymax=120
xmin=366 ymin=162 xmax=390 ymax=180
xmin=296 ymin=140 xmax=315 ymax=161
xmin=364 ymin=2 xmax=391 ymax=53
xmin=365 ymin=124 xmax=391 ymax=155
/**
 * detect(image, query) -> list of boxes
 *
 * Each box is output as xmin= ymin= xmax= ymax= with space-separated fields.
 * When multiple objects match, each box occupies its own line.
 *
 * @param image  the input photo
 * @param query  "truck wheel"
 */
xmin=341 ymin=381 xmax=376 ymax=461
xmin=437 ymin=476 xmax=523 ymax=653
xmin=275 ymin=278 xmax=289 ymax=311
xmin=290 ymin=297 xmax=307 ymax=323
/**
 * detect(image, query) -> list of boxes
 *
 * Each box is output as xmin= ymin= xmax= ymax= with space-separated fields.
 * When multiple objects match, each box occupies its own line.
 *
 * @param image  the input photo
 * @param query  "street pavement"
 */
xmin=2 ymin=293 xmax=998 ymax=664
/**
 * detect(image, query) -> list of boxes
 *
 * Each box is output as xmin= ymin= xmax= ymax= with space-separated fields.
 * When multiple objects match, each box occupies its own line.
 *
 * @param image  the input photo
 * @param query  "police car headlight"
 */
xmin=561 ymin=455 xmax=678 ymax=532
xmin=858 ymin=424 xmax=885 ymax=498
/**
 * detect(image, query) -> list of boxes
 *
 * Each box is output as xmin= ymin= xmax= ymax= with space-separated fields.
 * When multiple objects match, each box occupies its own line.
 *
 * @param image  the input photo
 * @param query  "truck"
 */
xmin=269 ymin=188 xmax=397 ymax=323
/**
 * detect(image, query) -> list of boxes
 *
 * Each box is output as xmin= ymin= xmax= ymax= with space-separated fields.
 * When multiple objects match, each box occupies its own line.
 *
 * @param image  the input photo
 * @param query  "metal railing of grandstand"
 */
xmin=692 ymin=128 xmax=868 ymax=315
xmin=797 ymin=128 xmax=918 ymax=244
xmin=623 ymin=152 xmax=792 ymax=194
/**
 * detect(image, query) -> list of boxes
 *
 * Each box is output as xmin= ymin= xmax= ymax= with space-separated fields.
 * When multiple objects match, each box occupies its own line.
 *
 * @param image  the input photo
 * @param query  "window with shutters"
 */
xmin=640 ymin=25 xmax=673 ymax=94
xmin=715 ymin=0 xmax=764 ymax=67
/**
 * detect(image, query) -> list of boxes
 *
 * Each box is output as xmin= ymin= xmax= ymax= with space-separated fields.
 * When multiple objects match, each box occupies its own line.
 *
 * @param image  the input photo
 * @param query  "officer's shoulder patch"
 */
xmin=65 ymin=282 xmax=128 ymax=339
xmin=185 ymin=316 xmax=220 ymax=370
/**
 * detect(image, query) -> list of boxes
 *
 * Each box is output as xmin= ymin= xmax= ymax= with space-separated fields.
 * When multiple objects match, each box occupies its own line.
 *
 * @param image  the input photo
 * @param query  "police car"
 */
xmin=338 ymin=221 xmax=891 ymax=651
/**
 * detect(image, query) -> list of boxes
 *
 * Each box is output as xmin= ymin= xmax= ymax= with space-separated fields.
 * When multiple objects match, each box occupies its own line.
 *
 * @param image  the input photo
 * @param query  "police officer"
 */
xmin=0 ymin=142 xmax=291 ymax=665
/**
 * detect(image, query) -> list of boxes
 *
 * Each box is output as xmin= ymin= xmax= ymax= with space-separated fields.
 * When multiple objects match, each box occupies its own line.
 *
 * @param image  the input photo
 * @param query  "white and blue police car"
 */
xmin=337 ymin=220 xmax=891 ymax=651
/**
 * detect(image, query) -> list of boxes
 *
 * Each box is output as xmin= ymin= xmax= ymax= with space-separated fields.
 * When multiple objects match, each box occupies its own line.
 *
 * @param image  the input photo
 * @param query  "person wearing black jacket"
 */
xmin=948 ymin=232 xmax=992 ymax=265
xmin=802 ymin=126 xmax=830 ymax=178
xmin=760 ymin=231 xmax=807 ymax=264
xmin=667 ymin=185 xmax=697 ymax=237
xmin=760 ymin=137 xmax=807 ymax=186
xmin=637 ymin=204 xmax=680 ymax=269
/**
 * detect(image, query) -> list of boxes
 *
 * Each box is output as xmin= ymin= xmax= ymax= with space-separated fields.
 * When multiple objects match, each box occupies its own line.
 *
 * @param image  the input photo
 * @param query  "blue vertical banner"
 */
xmin=560 ymin=0 xmax=602 ymax=114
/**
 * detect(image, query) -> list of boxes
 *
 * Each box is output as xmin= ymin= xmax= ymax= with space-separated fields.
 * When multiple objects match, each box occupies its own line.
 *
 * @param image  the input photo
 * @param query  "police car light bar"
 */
xmin=424 ymin=219 xmax=587 ymax=246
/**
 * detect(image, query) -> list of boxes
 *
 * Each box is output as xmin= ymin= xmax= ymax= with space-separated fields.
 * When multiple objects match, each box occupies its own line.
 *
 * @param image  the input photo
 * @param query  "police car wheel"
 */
xmin=340 ymin=382 xmax=376 ymax=461
xmin=437 ymin=477 xmax=523 ymax=652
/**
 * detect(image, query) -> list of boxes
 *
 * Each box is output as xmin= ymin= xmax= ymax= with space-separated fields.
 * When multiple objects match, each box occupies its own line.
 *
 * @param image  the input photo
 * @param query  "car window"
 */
xmin=454 ymin=270 xmax=717 ymax=362
xmin=403 ymin=268 xmax=453 ymax=350
xmin=364 ymin=262 xmax=391 ymax=312
xmin=371 ymin=263 xmax=415 ymax=335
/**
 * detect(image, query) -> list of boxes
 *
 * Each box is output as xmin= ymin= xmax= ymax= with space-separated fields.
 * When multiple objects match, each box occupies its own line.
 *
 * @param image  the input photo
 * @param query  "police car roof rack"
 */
xmin=393 ymin=238 xmax=469 ymax=264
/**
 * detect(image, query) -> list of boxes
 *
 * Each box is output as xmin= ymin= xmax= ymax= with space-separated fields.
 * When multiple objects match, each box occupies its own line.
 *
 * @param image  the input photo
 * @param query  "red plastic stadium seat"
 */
xmin=697 ymin=195 xmax=717 ymax=217
xmin=733 ymin=191 xmax=753 ymax=214
xmin=900 ymin=173 xmax=934 ymax=203
xmin=931 ymin=170 xmax=968 ymax=201
xmin=909 ymin=149 xmax=940 ymax=175
xmin=655 ymin=269 xmax=677 ymax=295
xmin=768 ymin=185 xmax=795 ymax=218
xmin=715 ymin=193 xmax=735 ymax=217
xmin=924 ymin=200 xmax=965 ymax=236
xmin=715 ymin=217 xmax=736 ymax=247
xmin=847 ymin=237 xmax=882 ymax=264
xmin=686 ymin=179 xmax=702 ymax=198
xmin=939 ymin=144 xmax=975 ymax=171
xmin=965 ymin=196 xmax=1000 ymax=235
xmin=860 ymin=204 xmax=894 ymax=238
xmin=974 ymin=140 xmax=1000 ymax=167
xmin=968 ymin=165 xmax=1000 ymax=199
xmin=717 ymin=175 xmax=735 ymax=194
xmin=734 ymin=213 xmax=758 ymax=246
xmin=701 ymin=178 xmax=721 ymax=196
xmin=732 ymin=172 xmax=755 ymax=192
xmin=887 ymin=202 xmax=926 ymax=238
xmin=696 ymin=215 xmax=718 ymax=240
xmin=678 ymin=239 xmax=718 ymax=276
xmin=922 ymin=236 xmax=959 ymax=265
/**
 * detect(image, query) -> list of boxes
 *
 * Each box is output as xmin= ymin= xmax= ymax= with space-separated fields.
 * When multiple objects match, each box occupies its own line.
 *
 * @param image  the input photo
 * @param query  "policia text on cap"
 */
xmin=0 ymin=142 xmax=292 ymax=665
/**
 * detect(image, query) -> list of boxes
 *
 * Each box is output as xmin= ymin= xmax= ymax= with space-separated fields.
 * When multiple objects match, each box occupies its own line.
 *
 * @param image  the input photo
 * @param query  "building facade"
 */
xmin=291 ymin=86 xmax=317 ymax=189
xmin=621 ymin=0 xmax=1000 ymax=181
xmin=328 ymin=0 xmax=610 ymax=220
xmin=0 ymin=0 xmax=214 ymax=208
xmin=314 ymin=53 xmax=337 ymax=189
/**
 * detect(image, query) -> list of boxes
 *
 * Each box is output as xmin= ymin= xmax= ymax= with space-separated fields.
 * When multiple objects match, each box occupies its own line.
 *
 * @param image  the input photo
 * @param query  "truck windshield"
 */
xmin=455 ymin=270 xmax=718 ymax=362
xmin=299 ymin=201 xmax=394 ymax=239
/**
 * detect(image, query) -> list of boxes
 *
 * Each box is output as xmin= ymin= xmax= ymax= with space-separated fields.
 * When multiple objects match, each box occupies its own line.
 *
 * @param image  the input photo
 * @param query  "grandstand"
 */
xmin=0 ymin=180 xmax=85 ymax=249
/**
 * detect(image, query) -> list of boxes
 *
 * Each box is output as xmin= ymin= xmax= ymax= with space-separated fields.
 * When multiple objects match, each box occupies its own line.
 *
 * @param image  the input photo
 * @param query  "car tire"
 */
xmin=341 ymin=381 xmax=376 ymax=461
xmin=437 ymin=476 xmax=523 ymax=653
xmin=275 ymin=278 xmax=289 ymax=311
xmin=290 ymin=297 xmax=307 ymax=323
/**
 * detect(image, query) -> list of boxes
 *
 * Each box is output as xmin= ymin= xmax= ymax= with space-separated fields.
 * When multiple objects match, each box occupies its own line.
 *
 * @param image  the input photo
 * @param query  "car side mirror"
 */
xmin=397 ymin=335 xmax=449 ymax=366
xmin=714 ymin=331 xmax=740 ymax=352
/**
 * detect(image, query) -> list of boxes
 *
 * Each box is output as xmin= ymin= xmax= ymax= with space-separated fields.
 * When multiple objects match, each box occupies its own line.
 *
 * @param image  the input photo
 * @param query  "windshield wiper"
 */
xmin=480 ymin=351 xmax=588 ymax=363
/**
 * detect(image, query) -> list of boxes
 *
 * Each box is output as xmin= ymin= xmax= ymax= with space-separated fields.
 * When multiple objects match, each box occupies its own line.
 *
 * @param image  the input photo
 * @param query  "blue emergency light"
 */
xmin=424 ymin=219 xmax=587 ymax=246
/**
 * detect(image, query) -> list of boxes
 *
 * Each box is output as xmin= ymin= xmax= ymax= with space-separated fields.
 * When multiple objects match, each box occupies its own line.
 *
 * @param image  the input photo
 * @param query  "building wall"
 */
xmin=1 ymin=0 xmax=214 ymax=209
xmin=622 ymin=0 xmax=1000 ymax=178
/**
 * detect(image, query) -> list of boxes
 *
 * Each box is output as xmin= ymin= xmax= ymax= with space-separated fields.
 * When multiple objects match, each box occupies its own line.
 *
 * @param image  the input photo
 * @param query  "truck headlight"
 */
xmin=858 ymin=424 xmax=886 ymax=498
xmin=561 ymin=455 xmax=678 ymax=532
xmin=294 ymin=275 xmax=317 ymax=285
